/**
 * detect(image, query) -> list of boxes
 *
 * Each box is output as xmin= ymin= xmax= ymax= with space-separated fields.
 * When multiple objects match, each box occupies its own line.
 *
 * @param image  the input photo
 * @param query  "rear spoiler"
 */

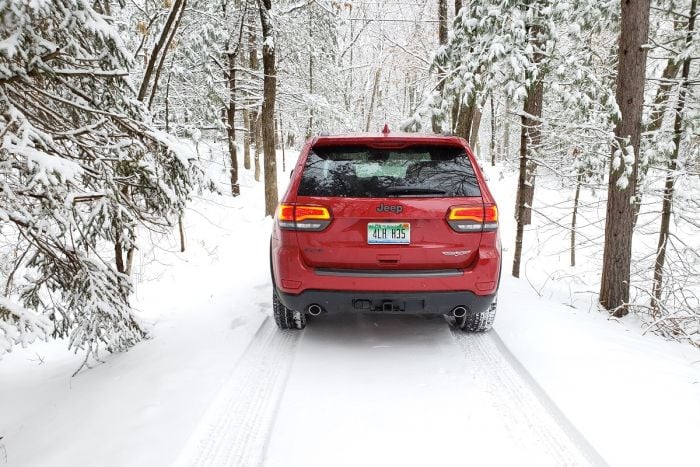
xmin=311 ymin=136 xmax=467 ymax=151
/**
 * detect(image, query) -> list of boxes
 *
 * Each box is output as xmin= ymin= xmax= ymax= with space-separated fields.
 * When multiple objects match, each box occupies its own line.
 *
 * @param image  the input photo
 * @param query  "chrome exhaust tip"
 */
xmin=308 ymin=304 xmax=323 ymax=316
xmin=452 ymin=306 xmax=467 ymax=318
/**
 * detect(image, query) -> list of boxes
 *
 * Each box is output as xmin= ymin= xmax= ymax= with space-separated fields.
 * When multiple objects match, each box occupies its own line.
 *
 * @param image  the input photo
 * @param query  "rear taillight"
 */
xmin=447 ymin=204 xmax=498 ymax=233
xmin=277 ymin=204 xmax=332 ymax=231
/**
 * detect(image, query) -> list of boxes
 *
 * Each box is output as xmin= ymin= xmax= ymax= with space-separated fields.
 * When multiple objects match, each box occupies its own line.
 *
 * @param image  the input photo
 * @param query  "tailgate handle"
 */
xmin=377 ymin=254 xmax=400 ymax=264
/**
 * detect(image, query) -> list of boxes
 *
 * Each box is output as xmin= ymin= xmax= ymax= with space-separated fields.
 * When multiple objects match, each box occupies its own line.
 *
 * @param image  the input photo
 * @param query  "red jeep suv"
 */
xmin=270 ymin=130 xmax=501 ymax=332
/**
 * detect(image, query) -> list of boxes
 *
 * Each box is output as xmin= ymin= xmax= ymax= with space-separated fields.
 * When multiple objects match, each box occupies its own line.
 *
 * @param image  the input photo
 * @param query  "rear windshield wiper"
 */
xmin=384 ymin=187 xmax=448 ymax=196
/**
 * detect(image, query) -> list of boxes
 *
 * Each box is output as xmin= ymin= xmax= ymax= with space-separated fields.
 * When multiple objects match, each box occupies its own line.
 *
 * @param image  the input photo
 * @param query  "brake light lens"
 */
xmin=295 ymin=205 xmax=331 ymax=222
xmin=448 ymin=206 xmax=484 ymax=222
xmin=277 ymin=204 xmax=332 ymax=231
xmin=483 ymin=204 xmax=498 ymax=231
xmin=278 ymin=204 xmax=295 ymax=222
xmin=447 ymin=204 xmax=498 ymax=232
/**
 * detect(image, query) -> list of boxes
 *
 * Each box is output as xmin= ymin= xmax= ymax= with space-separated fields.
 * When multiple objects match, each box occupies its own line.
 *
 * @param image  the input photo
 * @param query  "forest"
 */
xmin=1 ymin=0 xmax=699 ymax=362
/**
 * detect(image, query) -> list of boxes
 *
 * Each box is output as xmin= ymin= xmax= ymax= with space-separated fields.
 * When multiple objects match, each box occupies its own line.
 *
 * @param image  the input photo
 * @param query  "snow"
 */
xmin=0 ymin=297 xmax=50 ymax=357
xmin=4 ymin=142 xmax=84 ymax=185
xmin=484 ymin=162 xmax=700 ymax=467
xmin=263 ymin=35 xmax=274 ymax=51
xmin=0 ymin=143 xmax=274 ymax=466
xmin=1 ymin=150 xmax=700 ymax=466
xmin=0 ymin=32 xmax=20 ymax=58
xmin=264 ymin=316 xmax=594 ymax=467
xmin=145 ymin=130 xmax=198 ymax=167
xmin=497 ymin=277 xmax=700 ymax=467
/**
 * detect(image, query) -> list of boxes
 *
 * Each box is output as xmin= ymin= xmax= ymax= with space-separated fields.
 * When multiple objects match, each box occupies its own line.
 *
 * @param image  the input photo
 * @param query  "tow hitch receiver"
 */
xmin=353 ymin=299 xmax=420 ymax=312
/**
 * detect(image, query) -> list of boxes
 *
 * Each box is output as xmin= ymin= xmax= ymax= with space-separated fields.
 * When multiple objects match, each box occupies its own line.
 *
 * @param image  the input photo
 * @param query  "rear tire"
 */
xmin=273 ymin=292 xmax=306 ymax=330
xmin=450 ymin=297 xmax=497 ymax=332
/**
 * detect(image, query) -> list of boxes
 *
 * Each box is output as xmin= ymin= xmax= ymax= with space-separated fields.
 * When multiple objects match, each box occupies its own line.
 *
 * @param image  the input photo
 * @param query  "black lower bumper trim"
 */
xmin=315 ymin=268 xmax=463 ymax=278
xmin=277 ymin=289 xmax=496 ymax=315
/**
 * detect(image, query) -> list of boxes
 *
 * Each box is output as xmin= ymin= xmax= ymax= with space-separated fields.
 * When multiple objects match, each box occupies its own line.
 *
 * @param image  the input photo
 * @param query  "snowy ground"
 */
xmin=1 ymin=146 xmax=699 ymax=466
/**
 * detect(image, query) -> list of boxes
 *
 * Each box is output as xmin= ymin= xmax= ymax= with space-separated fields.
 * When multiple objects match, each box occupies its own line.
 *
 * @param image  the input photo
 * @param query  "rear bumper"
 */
xmin=271 ymin=243 xmax=501 ymax=296
xmin=277 ymin=289 xmax=496 ymax=315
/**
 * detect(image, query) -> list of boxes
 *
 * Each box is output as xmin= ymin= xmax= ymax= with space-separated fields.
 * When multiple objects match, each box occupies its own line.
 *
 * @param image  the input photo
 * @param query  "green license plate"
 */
xmin=368 ymin=222 xmax=410 ymax=244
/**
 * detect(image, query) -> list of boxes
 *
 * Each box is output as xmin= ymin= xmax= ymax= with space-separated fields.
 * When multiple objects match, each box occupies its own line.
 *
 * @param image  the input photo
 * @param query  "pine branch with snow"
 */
xmin=0 ymin=0 xmax=203 ymax=362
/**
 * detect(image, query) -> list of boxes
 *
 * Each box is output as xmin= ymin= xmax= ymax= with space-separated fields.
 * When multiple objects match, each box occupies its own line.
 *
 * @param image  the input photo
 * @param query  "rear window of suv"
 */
xmin=297 ymin=145 xmax=481 ymax=198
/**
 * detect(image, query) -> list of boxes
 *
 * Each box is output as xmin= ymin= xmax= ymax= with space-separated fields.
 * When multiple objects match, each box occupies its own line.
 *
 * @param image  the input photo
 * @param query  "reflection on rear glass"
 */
xmin=298 ymin=146 xmax=481 ymax=198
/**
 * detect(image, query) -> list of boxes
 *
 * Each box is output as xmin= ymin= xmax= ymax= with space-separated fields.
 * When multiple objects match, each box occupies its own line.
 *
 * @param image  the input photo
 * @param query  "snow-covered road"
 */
xmin=4 ymin=154 xmax=699 ymax=467
xmin=178 ymin=314 xmax=605 ymax=467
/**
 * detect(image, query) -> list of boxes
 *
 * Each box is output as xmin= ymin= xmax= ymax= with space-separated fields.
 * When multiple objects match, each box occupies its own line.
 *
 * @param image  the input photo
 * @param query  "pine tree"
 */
xmin=0 ymin=0 xmax=201 ymax=363
xmin=409 ymin=0 xmax=618 ymax=277
xmin=599 ymin=0 xmax=652 ymax=316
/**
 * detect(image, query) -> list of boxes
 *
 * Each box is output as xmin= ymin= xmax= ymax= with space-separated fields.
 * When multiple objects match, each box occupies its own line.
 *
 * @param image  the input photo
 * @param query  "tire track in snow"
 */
xmin=175 ymin=317 xmax=301 ymax=467
xmin=450 ymin=328 xmax=608 ymax=467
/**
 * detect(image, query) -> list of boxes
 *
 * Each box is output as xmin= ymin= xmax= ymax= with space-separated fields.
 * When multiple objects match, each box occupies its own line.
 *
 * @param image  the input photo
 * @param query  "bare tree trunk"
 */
xmin=147 ymin=0 xmax=186 ymax=110
xmin=116 ymin=0 xmax=186 ymax=277
xmin=502 ymin=98 xmax=511 ymax=160
xmin=307 ymin=6 xmax=315 ymax=138
xmin=651 ymin=0 xmax=696 ymax=316
xmin=254 ymin=113 xmax=261 ymax=182
xmin=257 ymin=0 xmax=278 ymax=217
xmin=274 ymin=113 xmax=280 ymax=149
xmin=249 ymin=23 xmax=261 ymax=180
xmin=512 ymin=24 xmax=544 ymax=278
xmin=279 ymin=113 xmax=286 ymax=172
xmin=432 ymin=0 xmax=448 ymax=133
xmin=633 ymin=43 xmax=684 ymax=224
xmin=243 ymin=109 xmax=251 ymax=169
xmin=571 ymin=165 xmax=583 ymax=267
xmin=646 ymin=60 xmax=682 ymax=134
xmin=599 ymin=0 xmax=651 ymax=316
xmin=224 ymin=0 xmax=248 ymax=196
xmin=241 ymin=24 xmax=252 ymax=171
xmin=644 ymin=16 xmax=686 ymax=136
xmin=165 ymin=61 xmax=173 ymax=132
xmin=450 ymin=0 xmax=470 ymax=138
xmin=365 ymin=68 xmax=381 ymax=132
xmin=138 ymin=0 xmax=185 ymax=102
xmin=115 ymin=233 xmax=125 ymax=274
xmin=490 ymin=93 xmax=497 ymax=166
xmin=227 ymin=50 xmax=240 ymax=196
xmin=454 ymin=94 xmax=476 ymax=142
xmin=125 ymin=245 xmax=135 ymax=276
xmin=179 ymin=215 xmax=186 ymax=253
xmin=469 ymin=105 xmax=482 ymax=153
